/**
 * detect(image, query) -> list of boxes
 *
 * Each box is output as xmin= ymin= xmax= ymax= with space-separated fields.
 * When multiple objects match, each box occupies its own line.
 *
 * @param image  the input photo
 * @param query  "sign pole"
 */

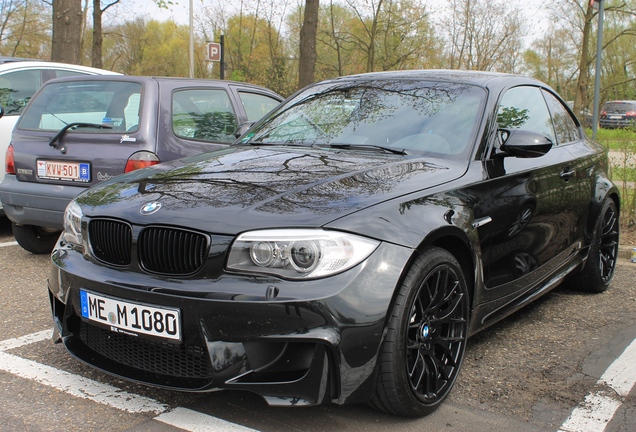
xmin=220 ymin=35 xmax=225 ymax=80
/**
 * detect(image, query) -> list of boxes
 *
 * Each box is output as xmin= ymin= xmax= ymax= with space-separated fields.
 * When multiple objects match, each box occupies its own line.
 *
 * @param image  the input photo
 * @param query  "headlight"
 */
xmin=62 ymin=200 xmax=83 ymax=245
xmin=227 ymin=229 xmax=380 ymax=280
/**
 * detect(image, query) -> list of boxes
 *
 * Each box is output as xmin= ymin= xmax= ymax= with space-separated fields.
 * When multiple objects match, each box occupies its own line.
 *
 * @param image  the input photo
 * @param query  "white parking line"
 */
xmin=559 ymin=337 xmax=636 ymax=432
xmin=0 ymin=240 xmax=18 ymax=247
xmin=0 ymin=329 xmax=259 ymax=431
xmin=156 ymin=407 xmax=259 ymax=432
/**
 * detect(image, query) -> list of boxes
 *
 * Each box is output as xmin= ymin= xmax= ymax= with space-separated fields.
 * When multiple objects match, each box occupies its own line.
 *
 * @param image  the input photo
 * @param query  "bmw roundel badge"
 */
xmin=140 ymin=201 xmax=162 ymax=215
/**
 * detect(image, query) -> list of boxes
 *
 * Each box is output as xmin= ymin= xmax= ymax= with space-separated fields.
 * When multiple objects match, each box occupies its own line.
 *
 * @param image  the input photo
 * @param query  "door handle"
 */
xmin=560 ymin=169 xmax=575 ymax=181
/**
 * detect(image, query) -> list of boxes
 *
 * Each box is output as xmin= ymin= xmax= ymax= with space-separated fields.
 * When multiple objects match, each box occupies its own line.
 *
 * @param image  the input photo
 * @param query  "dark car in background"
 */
xmin=0 ymin=75 xmax=282 ymax=253
xmin=600 ymin=100 xmax=636 ymax=128
xmin=48 ymin=70 xmax=619 ymax=417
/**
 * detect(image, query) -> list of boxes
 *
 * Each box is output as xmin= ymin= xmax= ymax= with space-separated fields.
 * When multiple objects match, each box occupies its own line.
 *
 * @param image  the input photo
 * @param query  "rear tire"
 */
xmin=369 ymin=247 xmax=469 ymax=417
xmin=12 ymin=223 xmax=60 ymax=254
xmin=571 ymin=199 xmax=619 ymax=293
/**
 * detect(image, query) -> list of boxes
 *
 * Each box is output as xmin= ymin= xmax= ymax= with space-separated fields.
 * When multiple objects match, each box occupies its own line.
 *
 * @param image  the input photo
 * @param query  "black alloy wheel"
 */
xmin=370 ymin=247 xmax=469 ymax=417
xmin=571 ymin=198 xmax=619 ymax=293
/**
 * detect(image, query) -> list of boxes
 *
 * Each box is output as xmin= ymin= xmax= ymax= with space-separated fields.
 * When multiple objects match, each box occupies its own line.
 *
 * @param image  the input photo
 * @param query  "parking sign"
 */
xmin=207 ymin=42 xmax=221 ymax=62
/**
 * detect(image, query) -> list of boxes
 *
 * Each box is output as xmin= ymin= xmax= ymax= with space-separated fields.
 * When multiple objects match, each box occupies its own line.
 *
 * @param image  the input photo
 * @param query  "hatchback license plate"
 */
xmin=38 ymin=160 xmax=90 ymax=182
xmin=80 ymin=290 xmax=181 ymax=341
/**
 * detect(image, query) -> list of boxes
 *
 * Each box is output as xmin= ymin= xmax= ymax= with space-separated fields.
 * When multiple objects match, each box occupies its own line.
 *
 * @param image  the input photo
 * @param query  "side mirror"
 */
xmin=234 ymin=122 xmax=255 ymax=139
xmin=0 ymin=105 xmax=4 ymax=119
xmin=499 ymin=129 xmax=553 ymax=158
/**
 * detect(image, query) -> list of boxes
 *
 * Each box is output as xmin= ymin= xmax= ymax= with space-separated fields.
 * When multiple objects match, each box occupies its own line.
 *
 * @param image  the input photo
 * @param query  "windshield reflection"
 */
xmin=243 ymin=80 xmax=485 ymax=159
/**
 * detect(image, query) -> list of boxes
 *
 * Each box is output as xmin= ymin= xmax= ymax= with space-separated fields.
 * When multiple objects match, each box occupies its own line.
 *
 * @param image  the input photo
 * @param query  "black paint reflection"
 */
xmin=246 ymin=80 xmax=485 ymax=158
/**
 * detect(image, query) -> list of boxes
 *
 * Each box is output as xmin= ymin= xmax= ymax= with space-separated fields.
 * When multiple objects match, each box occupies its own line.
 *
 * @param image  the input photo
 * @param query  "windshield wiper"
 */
xmin=325 ymin=143 xmax=409 ymax=155
xmin=49 ymin=122 xmax=113 ymax=148
xmin=244 ymin=141 xmax=312 ymax=147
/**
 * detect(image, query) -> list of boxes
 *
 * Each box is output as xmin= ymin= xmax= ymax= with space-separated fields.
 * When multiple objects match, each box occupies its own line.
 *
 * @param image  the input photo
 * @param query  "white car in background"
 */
xmin=0 ymin=58 xmax=120 ymax=215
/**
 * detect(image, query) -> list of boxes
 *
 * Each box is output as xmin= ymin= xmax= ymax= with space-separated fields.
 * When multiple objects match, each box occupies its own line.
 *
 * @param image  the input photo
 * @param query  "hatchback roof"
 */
xmin=42 ymin=74 xmax=280 ymax=93
xmin=0 ymin=60 xmax=121 ymax=75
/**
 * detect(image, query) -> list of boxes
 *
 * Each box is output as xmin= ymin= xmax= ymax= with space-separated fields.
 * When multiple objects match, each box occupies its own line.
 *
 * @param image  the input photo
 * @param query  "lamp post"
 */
xmin=189 ymin=0 xmax=194 ymax=78
xmin=592 ymin=0 xmax=604 ymax=139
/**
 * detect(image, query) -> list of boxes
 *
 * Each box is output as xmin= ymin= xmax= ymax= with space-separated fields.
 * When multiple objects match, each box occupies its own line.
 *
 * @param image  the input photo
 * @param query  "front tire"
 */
xmin=12 ymin=223 xmax=60 ymax=254
xmin=571 ymin=199 xmax=619 ymax=293
xmin=369 ymin=247 xmax=469 ymax=417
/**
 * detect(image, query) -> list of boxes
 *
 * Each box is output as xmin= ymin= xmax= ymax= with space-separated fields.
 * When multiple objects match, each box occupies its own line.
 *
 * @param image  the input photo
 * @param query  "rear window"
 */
xmin=18 ymin=80 xmax=142 ymax=132
xmin=603 ymin=102 xmax=636 ymax=113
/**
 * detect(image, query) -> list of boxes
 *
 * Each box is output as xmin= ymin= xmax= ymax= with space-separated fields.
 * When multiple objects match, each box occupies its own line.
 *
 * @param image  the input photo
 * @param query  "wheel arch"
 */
xmin=585 ymin=178 xmax=620 ymax=245
xmin=412 ymin=226 xmax=478 ymax=312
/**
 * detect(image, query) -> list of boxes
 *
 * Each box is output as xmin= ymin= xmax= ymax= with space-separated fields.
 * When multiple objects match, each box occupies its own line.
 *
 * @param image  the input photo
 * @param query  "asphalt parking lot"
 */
xmin=0 ymin=216 xmax=634 ymax=432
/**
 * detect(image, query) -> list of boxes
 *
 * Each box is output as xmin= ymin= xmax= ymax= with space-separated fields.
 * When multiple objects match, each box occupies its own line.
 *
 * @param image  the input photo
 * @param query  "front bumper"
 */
xmin=48 ymin=240 xmax=412 ymax=406
xmin=0 ymin=175 xmax=86 ymax=229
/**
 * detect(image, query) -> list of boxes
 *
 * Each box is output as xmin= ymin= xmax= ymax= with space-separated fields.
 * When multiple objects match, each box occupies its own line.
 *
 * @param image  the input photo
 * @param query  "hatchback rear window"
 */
xmin=603 ymin=102 xmax=636 ymax=113
xmin=18 ymin=80 xmax=142 ymax=133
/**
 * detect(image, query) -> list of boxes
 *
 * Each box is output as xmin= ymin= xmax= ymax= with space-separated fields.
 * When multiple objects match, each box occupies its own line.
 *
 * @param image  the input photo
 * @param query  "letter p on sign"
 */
xmin=207 ymin=42 xmax=221 ymax=62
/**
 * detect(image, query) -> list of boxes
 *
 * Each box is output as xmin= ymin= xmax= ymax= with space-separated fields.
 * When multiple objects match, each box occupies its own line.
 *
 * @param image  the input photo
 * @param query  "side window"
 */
xmin=239 ymin=92 xmax=281 ymax=122
xmin=542 ymin=90 xmax=580 ymax=144
xmin=0 ymin=70 xmax=42 ymax=115
xmin=497 ymin=86 xmax=555 ymax=143
xmin=172 ymin=89 xmax=238 ymax=143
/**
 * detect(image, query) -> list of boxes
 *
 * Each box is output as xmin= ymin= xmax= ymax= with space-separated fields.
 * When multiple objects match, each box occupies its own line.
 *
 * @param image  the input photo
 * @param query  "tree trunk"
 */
xmin=573 ymin=4 xmax=594 ymax=117
xmin=92 ymin=0 xmax=102 ymax=68
xmin=298 ymin=0 xmax=319 ymax=90
xmin=51 ymin=0 xmax=82 ymax=63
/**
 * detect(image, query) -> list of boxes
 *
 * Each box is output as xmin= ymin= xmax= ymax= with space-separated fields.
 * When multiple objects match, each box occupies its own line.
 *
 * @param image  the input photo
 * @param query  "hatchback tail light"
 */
xmin=626 ymin=111 xmax=636 ymax=117
xmin=124 ymin=151 xmax=160 ymax=173
xmin=5 ymin=144 xmax=15 ymax=174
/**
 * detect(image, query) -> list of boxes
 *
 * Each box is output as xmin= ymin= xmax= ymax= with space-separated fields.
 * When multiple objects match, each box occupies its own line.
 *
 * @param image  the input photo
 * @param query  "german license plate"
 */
xmin=37 ymin=160 xmax=90 ymax=182
xmin=609 ymin=115 xmax=622 ymax=120
xmin=80 ymin=290 xmax=181 ymax=341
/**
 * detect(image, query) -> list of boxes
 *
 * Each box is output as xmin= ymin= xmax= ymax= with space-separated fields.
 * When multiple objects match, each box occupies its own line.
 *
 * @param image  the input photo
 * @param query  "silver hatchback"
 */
xmin=0 ymin=75 xmax=282 ymax=253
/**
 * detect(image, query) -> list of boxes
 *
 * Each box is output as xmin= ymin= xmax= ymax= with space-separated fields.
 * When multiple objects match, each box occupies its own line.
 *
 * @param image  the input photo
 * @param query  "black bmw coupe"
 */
xmin=48 ymin=70 xmax=619 ymax=417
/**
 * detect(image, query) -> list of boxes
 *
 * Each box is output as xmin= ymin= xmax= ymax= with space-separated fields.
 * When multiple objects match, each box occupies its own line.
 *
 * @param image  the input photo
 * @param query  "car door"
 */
xmin=470 ymin=85 xmax=581 ymax=304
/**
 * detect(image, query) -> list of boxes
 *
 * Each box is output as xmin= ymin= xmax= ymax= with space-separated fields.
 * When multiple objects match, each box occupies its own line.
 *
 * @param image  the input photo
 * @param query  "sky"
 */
xmin=124 ymin=0 xmax=553 ymax=45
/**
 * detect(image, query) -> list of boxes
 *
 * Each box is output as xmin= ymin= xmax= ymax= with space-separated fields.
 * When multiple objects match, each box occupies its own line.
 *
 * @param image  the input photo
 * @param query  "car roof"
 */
xmin=39 ymin=74 xmax=281 ymax=93
xmin=0 ymin=60 xmax=121 ymax=75
xmin=0 ymin=56 xmax=39 ymax=64
xmin=321 ymin=69 xmax=548 ymax=92
xmin=603 ymin=100 xmax=636 ymax=104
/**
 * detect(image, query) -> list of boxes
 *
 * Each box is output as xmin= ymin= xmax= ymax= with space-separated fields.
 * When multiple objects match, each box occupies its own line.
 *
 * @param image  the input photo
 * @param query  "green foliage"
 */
xmin=594 ymin=127 xmax=636 ymax=226
xmin=0 ymin=1 xmax=51 ymax=59
xmin=497 ymin=107 xmax=530 ymax=128
xmin=104 ymin=18 xmax=212 ymax=77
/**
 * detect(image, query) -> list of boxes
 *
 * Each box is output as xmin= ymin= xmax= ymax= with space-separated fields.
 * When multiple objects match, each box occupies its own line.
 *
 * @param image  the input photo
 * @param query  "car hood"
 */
xmin=77 ymin=145 xmax=466 ymax=234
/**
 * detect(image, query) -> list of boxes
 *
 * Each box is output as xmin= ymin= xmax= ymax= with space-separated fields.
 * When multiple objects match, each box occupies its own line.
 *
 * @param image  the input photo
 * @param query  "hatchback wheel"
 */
xmin=12 ymin=223 xmax=60 ymax=254
xmin=370 ymin=247 xmax=469 ymax=417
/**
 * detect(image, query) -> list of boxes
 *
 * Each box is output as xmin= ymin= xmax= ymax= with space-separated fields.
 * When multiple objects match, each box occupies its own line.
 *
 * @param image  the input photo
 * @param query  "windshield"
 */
xmin=242 ymin=79 xmax=485 ymax=158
